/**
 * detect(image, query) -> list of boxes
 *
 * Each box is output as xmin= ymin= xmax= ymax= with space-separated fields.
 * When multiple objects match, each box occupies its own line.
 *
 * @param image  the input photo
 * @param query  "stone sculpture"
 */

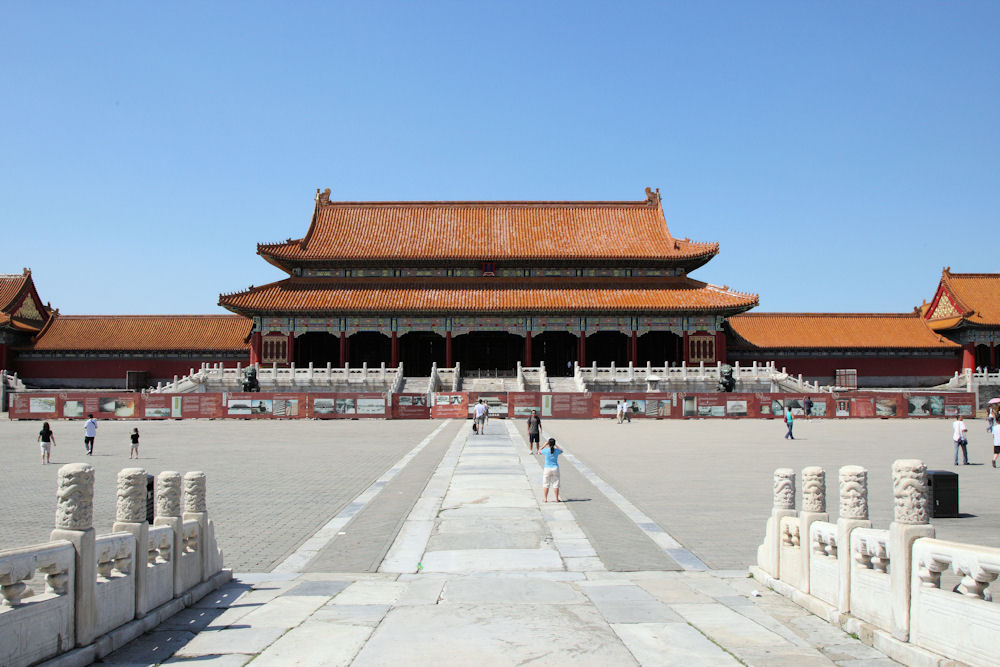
xmin=242 ymin=367 xmax=260 ymax=392
xmin=156 ymin=471 xmax=182 ymax=518
xmin=183 ymin=471 xmax=207 ymax=514
xmin=116 ymin=468 xmax=148 ymax=524
xmin=773 ymin=468 xmax=795 ymax=509
xmin=839 ymin=465 xmax=869 ymax=520
xmin=717 ymin=364 xmax=735 ymax=392
xmin=802 ymin=467 xmax=826 ymax=513
xmin=54 ymin=463 xmax=94 ymax=530
xmin=892 ymin=459 xmax=930 ymax=525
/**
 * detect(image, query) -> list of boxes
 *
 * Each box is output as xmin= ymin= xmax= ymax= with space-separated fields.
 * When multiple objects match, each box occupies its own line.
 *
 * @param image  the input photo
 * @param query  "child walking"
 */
xmin=542 ymin=437 xmax=564 ymax=503
xmin=38 ymin=421 xmax=55 ymax=464
xmin=129 ymin=427 xmax=140 ymax=459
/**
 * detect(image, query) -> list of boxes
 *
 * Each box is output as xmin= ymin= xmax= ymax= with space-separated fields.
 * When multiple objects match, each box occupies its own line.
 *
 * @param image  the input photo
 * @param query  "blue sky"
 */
xmin=2 ymin=2 xmax=997 ymax=315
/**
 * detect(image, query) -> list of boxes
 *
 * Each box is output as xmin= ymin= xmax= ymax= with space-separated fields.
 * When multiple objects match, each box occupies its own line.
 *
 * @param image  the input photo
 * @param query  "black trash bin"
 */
xmin=146 ymin=474 xmax=155 ymax=524
xmin=926 ymin=470 xmax=959 ymax=518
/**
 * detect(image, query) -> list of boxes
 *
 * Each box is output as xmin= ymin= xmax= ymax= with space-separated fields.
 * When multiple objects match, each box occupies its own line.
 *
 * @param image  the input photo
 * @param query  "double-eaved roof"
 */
xmin=257 ymin=188 xmax=719 ymax=270
xmin=923 ymin=268 xmax=1000 ymax=330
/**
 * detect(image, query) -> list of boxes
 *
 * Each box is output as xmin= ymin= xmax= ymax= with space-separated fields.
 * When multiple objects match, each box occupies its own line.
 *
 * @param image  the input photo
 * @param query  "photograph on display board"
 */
xmin=836 ymin=399 xmax=849 ymax=417
xmin=760 ymin=404 xmax=771 ymax=415
xmin=683 ymin=396 xmax=697 ymax=417
xmin=785 ymin=399 xmax=804 ymax=416
xmin=726 ymin=400 xmax=748 ymax=417
xmin=273 ymin=399 xmax=299 ymax=416
xmin=98 ymin=397 xmax=135 ymax=417
xmin=171 ymin=396 xmax=182 ymax=418
xmin=314 ymin=398 xmax=335 ymax=414
xmin=251 ymin=400 xmax=273 ymax=415
xmin=944 ymin=406 xmax=959 ymax=416
xmin=542 ymin=394 xmax=552 ymax=416
xmin=656 ymin=400 xmax=671 ymax=417
xmin=875 ymin=398 xmax=897 ymax=417
xmin=29 ymin=397 xmax=56 ymax=413
xmin=357 ymin=398 xmax=385 ymax=414
xmin=397 ymin=395 xmax=427 ymax=407
xmin=336 ymin=398 xmax=357 ymax=414
xmin=626 ymin=400 xmax=645 ymax=416
xmin=63 ymin=400 xmax=84 ymax=417
xmin=513 ymin=404 xmax=540 ymax=416
xmin=599 ymin=399 xmax=622 ymax=416
xmin=907 ymin=396 xmax=931 ymax=416
xmin=450 ymin=395 xmax=463 ymax=405
xmin=929 ymin=396 xmax=945 ymax=415
xmin=145 ymin=406 xmax=171 ymax=418
xmin=810 ymin=400 xmax=827 ymax=417
xmin=435 ymin=394 xmax=452 ymax=405
xmin=771 ymin=399 xmax=784 ymax=416
xmin=958 ymin=404 xmax=973 ymax=416
xmin=228 ymin=400 xmax=252 ymax=415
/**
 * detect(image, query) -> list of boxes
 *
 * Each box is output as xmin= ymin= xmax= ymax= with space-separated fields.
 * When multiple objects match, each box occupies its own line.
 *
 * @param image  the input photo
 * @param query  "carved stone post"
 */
xmin=112 ymin=468 xmax=151 ymax=617
xmin=889 ymin=459 xmax=935 ymax=641
xmin=153 ymin=471 xmax=184 ymax=597
xmin=836 ymin=465 xmax=872 ymax=613
xmin=50 ymin=463 xmax=97 ymax=646
xmin=756 ymin=468 xmax=797 ymax=578
xmin=182 ymin=471 xmax=214 ymax=582
xmin=797 ymin=467 xmax=829 ymax=594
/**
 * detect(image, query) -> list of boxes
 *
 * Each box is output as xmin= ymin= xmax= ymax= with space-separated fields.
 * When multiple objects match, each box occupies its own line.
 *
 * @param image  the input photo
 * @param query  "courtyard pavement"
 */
xmin=2 ymin=415 xmax=994 ymax=664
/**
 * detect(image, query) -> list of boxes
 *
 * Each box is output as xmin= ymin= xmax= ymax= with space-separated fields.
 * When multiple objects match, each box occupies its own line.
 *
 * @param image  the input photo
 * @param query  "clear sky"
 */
xmin=2 ymin=2 xmax=997 ymax=316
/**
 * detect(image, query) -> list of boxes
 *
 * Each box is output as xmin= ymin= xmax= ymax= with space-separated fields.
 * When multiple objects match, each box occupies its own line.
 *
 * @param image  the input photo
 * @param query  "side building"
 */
xmin=218 ymin=188 xmax=759 ymax=375
xmin=921 ymin=268 xmax=1000 ymax=371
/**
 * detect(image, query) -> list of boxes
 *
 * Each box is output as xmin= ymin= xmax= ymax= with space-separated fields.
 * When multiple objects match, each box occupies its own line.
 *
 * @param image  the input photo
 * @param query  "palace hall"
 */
xmin=217 ymin=188 xmax=758 ymax=375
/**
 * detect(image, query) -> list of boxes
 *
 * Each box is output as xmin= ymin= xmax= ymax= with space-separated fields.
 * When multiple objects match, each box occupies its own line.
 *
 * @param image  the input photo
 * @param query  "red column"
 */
xmin=445 ymin=331 xmax=453 ymax=367
xmin=682 ymin=331 xmax=690 ymax=364
xmin=249 ymin=333 xmax=262 ymax=365
xmin=715 ymin=331 xmax=727 ymax=364
xmin=630 ymin=330 xmax=638 ymax=364
xmin=991 ymin=342 xmax=996 ymax=370
xmin=0 ymin=342 xmax=8 ymax=371
xmin=391 ymin=331 xmax=399 ymax=368
xmin=287 ymin=332 xmax=295 ymax=365
xmin=525 ymin=331 xmax=533 ymax=366
xmin=962 ymin=342 xmax=975 ymax=370
xmin=579 ymin=332 xmax=587 ymax=366
xmin=339 ymin=332 xmax=347 ymax=367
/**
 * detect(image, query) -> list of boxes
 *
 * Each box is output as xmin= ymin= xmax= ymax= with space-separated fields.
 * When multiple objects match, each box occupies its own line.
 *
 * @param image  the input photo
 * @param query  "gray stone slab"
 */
xmin=441 ymin=577 xmax=585 ymax=604
xmin=330 ymin=580 xmax=406 ymax=605
xmin=438 ymin=506 xmax=538 ymax=520
xmin=352 ymin=602 xmax=637 ymax=666
xmin=159 ymin=606 xmax=233 ymax=633
xmin=672 ymin=602 xmax=793 ymax=648
xmin=164 ymin=654 xmax=253 ymax=665
xmin=284 ymin=579 xmax=351 ymax=596
xmin=172 ymin=625 xmax=286 ymax=657
xmin=100 ymin=630 xmax=196 ymax=664
xmin=396 ymin=578 xmax=445 ymax=606
xmin=235 ymin=594 xmax=331 ymax=628
xmin=581 ymin=583 xmax=682 ymax=623
xmin=636 ymin=576 xmax=716 ymax=604
xmin=436 ymin=515 xmax=545 ymax=534
xmin=421 ymin=548 xmax=564 ymax=572
xmin=441 ymin=489 xmax=538 ymax=508
xmin=427 ymin=529 xmax=541 ymax=550
xmin=611 ymin=622 xmax=739 ymax=666
xmin=312 ymin=603 xmax=391 ymax=626
xmin=251 ymin=621 xmax=374 ymax=666
xmin=728 ymin=645 xmax=834 ymax=666
xmin=191 ymin=582 xmax=254 ymax=608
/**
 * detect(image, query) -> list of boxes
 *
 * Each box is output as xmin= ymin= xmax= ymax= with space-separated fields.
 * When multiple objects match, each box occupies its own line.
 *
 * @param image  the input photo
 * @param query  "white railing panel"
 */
xmin=145 ymin=526 xmax=174 ymax=612
xmin=178 ymin=520 xmax=202 ymax=593
xmin=910 ymin=538 xmax=1000 ymax=665
xmin=809 ymin=521 xmax=839 ymax=607
xmin=93 ymin=533 xmax=136 ymax=638
xmin=850 ymin=528 xmax=892 ymax=632
xmin=0 ymin=541 xmax=75 ymax=667
xmin=778 ymin=515 xmax=804 ymax=590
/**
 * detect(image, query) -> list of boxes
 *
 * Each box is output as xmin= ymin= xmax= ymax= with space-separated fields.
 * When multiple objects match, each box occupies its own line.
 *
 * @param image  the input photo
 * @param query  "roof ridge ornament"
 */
xmin=644 ymin=187 xmax=661 ymax=205
xmin=316 ymin=188 xmax=331 ymax=206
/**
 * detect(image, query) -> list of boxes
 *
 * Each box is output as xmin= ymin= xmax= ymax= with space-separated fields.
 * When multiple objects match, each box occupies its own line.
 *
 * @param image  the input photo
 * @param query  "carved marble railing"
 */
xmin=153 ymin=361 xmax=403 ymax=393
xmin=752 ymin=460 xmax=1000 ymax=665
xmin=0 ymin=465 xmax=229 ymax=667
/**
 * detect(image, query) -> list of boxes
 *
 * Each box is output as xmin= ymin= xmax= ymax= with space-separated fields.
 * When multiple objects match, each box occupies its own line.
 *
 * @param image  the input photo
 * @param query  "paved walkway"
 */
xmin=99 ymin=420 xmax=895 ymax=665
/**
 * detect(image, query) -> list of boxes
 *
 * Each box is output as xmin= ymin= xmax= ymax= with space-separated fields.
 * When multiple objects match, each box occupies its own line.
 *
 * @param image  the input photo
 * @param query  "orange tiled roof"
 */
xmin=31 ymin=315 xmax=252 ymax=352
xmin=728 ymin=313 xmax=959 ymax=350
xmin=931 ymin=270 xmax=1000 ymax=327
xmin=219 ymin=277 xmax=758 ymax=315
xmin=0 ymin=271 xmax=31 ymax=312
xmin=257 ymin=189 xmax=718 ymax=268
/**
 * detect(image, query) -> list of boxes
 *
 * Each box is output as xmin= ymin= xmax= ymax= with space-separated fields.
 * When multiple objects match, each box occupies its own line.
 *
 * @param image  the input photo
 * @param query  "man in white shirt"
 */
xmin=952 ymin=415 xmax=968 ymax=465
xmin=473 ymin=400 xmax=487 ymax=435
xmin=84 ymin=414 xmax=98 ymax=455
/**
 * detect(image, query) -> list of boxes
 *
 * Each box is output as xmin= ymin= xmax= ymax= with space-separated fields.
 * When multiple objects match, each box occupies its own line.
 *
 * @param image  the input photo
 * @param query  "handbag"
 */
xmin=958 ymin=436 xmax=968 ymax=446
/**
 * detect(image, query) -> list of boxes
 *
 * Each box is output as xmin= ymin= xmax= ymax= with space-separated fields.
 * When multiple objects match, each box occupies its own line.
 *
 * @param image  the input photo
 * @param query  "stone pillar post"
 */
xmin=836 ymin=465 xmax=871 ymax=613
xmin=798 ymin=467 xmax=829 ymax=594
xmin=50 ymin=463 xmax=97 ymax=646
xmin=183 ymin=471 xmax=210 ymax=582
xmin=112 ymin=468 xmax=151 ymax=617
xmin=889 ymin=459 xmax=934 ymax=641
xmin=153 ymin=471 xmax=185 ymax=597
xmin=756 ymin=468 xmax=796 ymax=577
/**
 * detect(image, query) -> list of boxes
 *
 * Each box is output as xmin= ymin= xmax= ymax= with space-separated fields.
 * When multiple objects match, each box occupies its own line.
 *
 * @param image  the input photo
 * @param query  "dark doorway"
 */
xmin=975 ymin=344 xmax=990 ymax=369
xmin=348 ymin=332 xmax=390 ymax=367
xmin=453 ymin=331 xmax=523 ymax=372
xmin=637 ymin=331 xmax=683 ymax=367
xmin=400 ymin=331 xmax=446 ymax=376
xmin=587 ymin=331 xmax=628 ymax=366
xmin=534 ymin=331 xmax=578 ymax=376
xmin=294 ymin=331 xmax=340 ymax=367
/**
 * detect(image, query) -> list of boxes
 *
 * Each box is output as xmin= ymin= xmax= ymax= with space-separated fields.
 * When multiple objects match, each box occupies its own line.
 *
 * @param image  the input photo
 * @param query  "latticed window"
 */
xmin=261 ymin=333 xmax=288 ymax=364
xmin=688 ymin=334 xmax=715 ymax=363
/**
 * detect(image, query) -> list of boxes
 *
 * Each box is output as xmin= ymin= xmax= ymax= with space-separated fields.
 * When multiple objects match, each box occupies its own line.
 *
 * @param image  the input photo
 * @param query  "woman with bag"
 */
xmin=38 ymin=422 xmax=55 ymax=464
xmin=952 ymin=414 xmax=969 ymax=465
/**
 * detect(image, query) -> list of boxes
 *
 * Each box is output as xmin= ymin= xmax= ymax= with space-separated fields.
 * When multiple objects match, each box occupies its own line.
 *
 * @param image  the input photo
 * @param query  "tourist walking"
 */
xmin=804 ymin=397 xmax=813 ymax=417
xmin=473 ymin=399 xmax=487 ymax=435
xmin=992 ymin=414 xmax=1000 ymax=468
xmin=38 ymin=421 xmax=55 ymax=464
xmin=616 ymin=401 xmax=625 ymax=424
xmin=129 ymin=428 xmax=140 ymax=459
xmin=526 ymin=409 xmax=542 ymax=454
xmin=953 ymin=414 xmax=969 ymax=465
xmin=541 ymin=437 xmax=563 ymax=503
xmin=784 ymin=408 xmax=794 ymax=439
xmin=83 ymin=414 xmax=98 ymax=455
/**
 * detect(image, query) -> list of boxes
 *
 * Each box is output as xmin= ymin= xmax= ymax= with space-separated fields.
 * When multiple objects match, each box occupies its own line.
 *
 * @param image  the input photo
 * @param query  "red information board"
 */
xmin=391 ymin=393 xmax=431 ymax=419
xmin=432 ymin=392 xmax=467 ymax=418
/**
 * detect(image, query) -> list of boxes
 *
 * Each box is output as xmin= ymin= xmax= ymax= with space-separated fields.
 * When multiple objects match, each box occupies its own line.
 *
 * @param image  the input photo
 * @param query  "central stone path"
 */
xmin=101 ymin=420 xmax=895 ymax=665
